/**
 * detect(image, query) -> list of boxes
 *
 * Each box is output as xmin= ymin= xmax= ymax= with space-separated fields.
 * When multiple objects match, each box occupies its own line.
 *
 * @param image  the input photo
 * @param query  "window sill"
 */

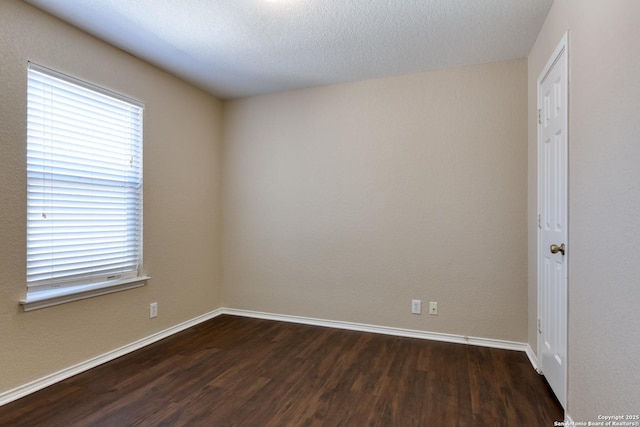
xmin=20 ymin=276 xmax=150 ymax=312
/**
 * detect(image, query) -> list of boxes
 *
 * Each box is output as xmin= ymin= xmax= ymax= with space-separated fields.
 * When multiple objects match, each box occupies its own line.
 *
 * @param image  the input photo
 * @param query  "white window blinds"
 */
xmin=26 ymin=63 xmax=144 ymax=294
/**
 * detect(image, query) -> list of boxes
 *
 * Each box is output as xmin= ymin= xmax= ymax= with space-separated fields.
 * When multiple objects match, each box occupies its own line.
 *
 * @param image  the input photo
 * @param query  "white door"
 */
xmin=538 ymin=32 xmax=568 ymax=409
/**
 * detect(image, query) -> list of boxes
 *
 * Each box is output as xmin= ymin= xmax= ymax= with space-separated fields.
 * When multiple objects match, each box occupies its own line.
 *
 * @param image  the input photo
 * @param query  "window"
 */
xmin=22 ymin=63 xmax=147 ymax=311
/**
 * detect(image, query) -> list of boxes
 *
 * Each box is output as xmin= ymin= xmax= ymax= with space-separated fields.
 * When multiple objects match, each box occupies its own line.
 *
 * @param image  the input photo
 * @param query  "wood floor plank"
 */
xmin=0 ymin=315 xmax=563 ymax=426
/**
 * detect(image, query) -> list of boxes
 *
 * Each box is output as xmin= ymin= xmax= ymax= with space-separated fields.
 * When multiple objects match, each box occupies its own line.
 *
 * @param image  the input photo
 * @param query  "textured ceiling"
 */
xmin=24 ymin=0 xmax=552 ymax=99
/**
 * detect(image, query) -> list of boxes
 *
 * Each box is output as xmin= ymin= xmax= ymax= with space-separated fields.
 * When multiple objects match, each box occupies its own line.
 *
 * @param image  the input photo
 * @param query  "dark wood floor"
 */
xmin=0 ymin=315 xmax=562 ymax=426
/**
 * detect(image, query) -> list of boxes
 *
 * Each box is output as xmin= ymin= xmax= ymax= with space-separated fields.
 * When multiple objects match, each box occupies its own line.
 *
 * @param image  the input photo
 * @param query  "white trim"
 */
xmin=222 ymin=308 xmax=538 ymax=361
xmin=525 ymin=344 xmax=540 ymax=373
xmin=20 ymin=277 xmax=151 ymax=312
xmin=0 ymin=308 xmax=223 ymax=407
xmin=537 ymin=32 xmax=569 ymax=86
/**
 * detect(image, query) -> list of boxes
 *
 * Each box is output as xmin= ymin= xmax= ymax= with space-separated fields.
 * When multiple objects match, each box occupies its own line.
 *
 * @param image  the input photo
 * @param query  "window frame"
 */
xmin=21 ymin=62 xmax=149 ymax=311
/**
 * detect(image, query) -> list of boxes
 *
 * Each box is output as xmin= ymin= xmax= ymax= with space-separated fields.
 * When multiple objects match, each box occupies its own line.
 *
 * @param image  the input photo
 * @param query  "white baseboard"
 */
xmin=222 ymin=308 xmax=538 ymax=367
xmin=0 ymin=308 xmax=224 ymax=407
xmin=1 ymin=307 xmax=540 ymax=407
xmin=525 ymin=344 xmax=540 ymax=372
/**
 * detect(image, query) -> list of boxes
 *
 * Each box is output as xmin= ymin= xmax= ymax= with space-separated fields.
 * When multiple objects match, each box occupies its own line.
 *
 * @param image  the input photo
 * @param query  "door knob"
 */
xmin=550 ymin=243 xmax=565 ymax=256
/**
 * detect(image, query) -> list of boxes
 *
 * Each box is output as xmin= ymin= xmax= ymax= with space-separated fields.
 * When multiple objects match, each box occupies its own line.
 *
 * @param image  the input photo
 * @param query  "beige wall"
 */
xmin=223 ymin=59 xmax=528 ymax=341
xmin=0 ymin=1 xmax=223 ymax=394
xmin=528 ymin=0 xmax=640 ymax=419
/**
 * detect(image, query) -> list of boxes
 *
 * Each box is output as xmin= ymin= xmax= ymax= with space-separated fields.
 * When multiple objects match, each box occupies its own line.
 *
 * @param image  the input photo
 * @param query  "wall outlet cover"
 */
xmin=411 ymin=299 xmax=421 ymax=315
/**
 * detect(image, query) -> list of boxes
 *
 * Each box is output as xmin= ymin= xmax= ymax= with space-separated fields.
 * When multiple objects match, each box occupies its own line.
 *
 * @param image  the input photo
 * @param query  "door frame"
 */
xmin=537 ymin=31 xmax=569 ymax=407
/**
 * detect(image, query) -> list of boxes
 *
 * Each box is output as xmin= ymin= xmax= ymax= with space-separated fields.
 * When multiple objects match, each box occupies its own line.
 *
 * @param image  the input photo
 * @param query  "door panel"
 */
xmin=538 ymin=33 xmax=568 ymax=409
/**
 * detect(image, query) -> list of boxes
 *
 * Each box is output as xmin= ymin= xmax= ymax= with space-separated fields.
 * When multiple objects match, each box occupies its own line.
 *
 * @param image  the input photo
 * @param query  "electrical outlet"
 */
xmin=150 ymin=302 xmax=158 ymax=318
xmin=429 ymin=301 xmax=438 ymax=315
xmin=411 ymin=299 xmax=421 ymax=315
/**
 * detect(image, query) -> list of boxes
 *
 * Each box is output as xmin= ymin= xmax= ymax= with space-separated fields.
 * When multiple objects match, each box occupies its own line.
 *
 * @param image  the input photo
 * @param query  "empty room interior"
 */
xmin=0 ymin=0 xmax=638 ymax=425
